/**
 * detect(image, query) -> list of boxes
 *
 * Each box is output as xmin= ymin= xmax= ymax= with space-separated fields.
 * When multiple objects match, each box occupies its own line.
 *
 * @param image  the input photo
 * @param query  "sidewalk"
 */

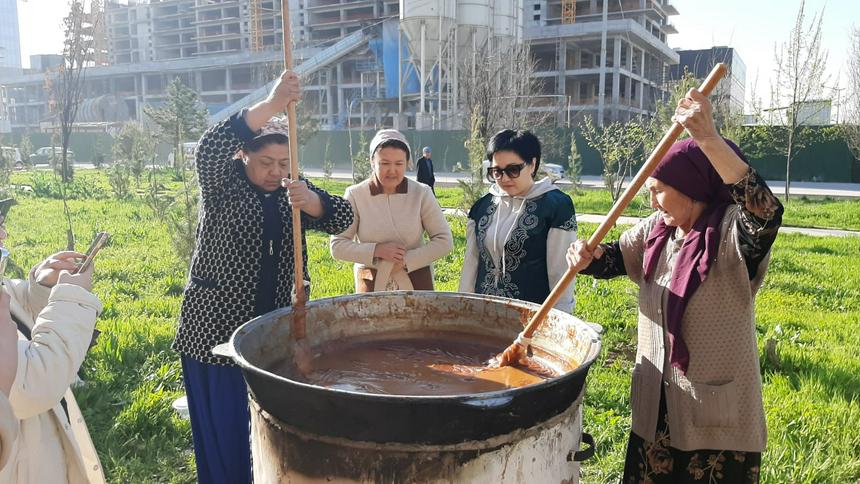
xmin=304 ymin=169 xmax=860 ymax=199
xmin=307 ymin=169 xmax=860 ymax=237
xmin=440 ymin=209 xmax=860 ymax=238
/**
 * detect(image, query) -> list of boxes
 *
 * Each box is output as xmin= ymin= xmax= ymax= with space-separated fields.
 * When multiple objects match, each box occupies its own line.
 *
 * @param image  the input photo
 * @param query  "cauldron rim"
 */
xmin=226 ymin=291 xmax=602 ymax=402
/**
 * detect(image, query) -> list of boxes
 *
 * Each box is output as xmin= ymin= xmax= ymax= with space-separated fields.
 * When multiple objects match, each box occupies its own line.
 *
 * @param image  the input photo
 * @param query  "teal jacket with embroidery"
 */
xmin=462 ymin=180 xmax=577 ymax=310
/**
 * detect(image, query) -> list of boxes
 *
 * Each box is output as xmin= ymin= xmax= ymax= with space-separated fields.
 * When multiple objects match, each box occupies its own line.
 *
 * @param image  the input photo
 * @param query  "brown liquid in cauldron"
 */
xmin=270 ymin=330 xmax=576 ymax=396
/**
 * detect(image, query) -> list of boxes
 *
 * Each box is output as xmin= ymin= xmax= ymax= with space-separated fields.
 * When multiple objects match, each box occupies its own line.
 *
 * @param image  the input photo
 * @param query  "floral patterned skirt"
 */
xmin=622 ymin=389 xmax=761 ymax=484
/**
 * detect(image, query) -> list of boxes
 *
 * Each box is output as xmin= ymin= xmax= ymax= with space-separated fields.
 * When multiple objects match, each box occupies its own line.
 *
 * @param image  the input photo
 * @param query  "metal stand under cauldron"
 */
xmin=249 ymin=391 xmax=592 ymax=483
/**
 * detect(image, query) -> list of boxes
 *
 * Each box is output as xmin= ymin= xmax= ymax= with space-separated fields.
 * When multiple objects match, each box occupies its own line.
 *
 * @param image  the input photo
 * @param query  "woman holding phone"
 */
xmin=0 ymin=197 xmax=106 ymax=483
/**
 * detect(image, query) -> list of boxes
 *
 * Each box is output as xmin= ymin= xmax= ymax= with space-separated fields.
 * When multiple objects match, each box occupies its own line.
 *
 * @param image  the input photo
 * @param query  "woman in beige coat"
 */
xmin=1 ymin=297 xmax=18 ymax=473
xmin=0 ymin=199 xmax=105 ymax=484
xmin=331 ymin=129 xmax=453 ymax=292
xmin=0 ymin=396 xmax=15 ymax=474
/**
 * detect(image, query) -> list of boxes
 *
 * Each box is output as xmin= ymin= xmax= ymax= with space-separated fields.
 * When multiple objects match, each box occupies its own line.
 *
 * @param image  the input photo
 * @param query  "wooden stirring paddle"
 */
xmin=495 ymin=63 xmax=729 ymax=368
xmin=280 ymin=0 xmax=313 ymax=375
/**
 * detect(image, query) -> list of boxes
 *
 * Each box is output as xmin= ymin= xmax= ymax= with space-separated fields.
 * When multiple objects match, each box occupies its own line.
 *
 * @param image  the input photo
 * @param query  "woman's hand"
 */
xmin=284 ymin=179 xmax=323 ymax=218
xmin=374 ymin=242 xmax=406 ymax=264
xmin=56 ymin=264 xmax=94 ymax=292
xmin=565 ymin=240 xmax=603 ymax=273
xmin=674 ymin=88 xmax=751 ymax=184
xmin=246 ymin=71 xmax=302 ymax=131
xmin=34 ymin=251 xmax=86 ymax=288
xmin=264 ymin=70 xmax=302 ymax=112
xmin=672 ymin=88 xmax=721 ymax=142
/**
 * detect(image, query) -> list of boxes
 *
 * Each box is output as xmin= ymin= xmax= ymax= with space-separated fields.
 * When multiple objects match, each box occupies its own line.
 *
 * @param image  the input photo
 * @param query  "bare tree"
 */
xmin=55 ymin=0 xmax=98 ymax=182
xmin=842 ymin=27 xmax=860 ymax=162
xmin=771 ymin=0 xmax=829 ymax=199
xmin=49 ymin=0 xmax=99 ymax=249
xmin=457 ymin=42 xmax=554 ymax=139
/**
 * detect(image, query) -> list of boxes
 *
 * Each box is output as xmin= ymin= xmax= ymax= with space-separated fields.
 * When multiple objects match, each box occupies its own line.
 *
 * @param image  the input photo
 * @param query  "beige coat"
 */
xmin=330 ymin=177 xmax=453 ymax=291
xmin=620 ymin=205 xmax=769 ymax=452
xmin=0 ymin=269 xmax=105 ymax=484
xmin=0 ymin=395 xmax=16 ymax=472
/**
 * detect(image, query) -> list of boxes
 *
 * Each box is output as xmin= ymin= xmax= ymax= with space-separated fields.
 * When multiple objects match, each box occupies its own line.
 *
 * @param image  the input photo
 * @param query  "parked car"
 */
xmin=32 ymin=146 xmax=75 ymax=165
xmin=0 ymin=147 xmax=23 ymax=169
xmin=540 ymin=163 xmax=564 ymax=182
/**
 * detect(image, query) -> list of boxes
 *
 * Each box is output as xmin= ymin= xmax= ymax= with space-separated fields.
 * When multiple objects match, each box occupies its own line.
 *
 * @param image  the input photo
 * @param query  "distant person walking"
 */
xmin=416 ymin=146 xmax=436 ymax=195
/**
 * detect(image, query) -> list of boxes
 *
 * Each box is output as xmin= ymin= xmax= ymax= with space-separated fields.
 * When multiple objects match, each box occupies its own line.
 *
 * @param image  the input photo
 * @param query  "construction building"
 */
xmin=526 ymin=0 xmax=680 ymax=125
xmin=1 ymin=0 xmax=681 ymax=134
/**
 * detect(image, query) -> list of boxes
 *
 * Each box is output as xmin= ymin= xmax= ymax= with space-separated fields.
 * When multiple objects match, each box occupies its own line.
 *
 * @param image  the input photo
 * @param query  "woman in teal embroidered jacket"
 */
xmin=459 ymin=129 xmax=578 ymax=312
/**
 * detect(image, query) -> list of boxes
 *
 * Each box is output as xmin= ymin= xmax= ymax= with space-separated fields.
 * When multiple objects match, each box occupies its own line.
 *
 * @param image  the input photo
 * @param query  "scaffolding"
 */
xmin=561 ymin=0 xmax=576 ymax=24
xmin=90 ymin=0 xmax=110 ymax=66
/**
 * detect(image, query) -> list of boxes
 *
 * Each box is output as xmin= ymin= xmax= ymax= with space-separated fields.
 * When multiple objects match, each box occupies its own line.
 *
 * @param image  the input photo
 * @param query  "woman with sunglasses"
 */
xmin=459 ymin=129 xmax=578 ymax=312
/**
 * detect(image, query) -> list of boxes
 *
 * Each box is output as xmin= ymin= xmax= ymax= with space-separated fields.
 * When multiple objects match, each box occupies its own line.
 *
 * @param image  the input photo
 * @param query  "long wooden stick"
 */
xmin=520 ymin=63 xmax=728 ymax=341
xmin=282 ymin=0 xmax=306 ymax=338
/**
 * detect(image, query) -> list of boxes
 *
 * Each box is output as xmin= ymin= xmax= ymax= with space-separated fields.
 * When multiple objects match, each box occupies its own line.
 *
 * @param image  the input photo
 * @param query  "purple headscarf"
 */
xmin=643 ymin=137 xmax=748 ymax=374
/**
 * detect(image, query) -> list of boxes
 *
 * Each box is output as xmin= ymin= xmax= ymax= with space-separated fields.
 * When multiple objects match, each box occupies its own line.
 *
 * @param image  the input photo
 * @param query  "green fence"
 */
xmin=6 ymin=126 xmax=858 ymax=182
xmin=750 ymin=140 xmax=856 ymax=183
xmin=4 ymin=132 xmax=172 ymax=165
xmin=299 ymin=128 xmax=858 ymax=183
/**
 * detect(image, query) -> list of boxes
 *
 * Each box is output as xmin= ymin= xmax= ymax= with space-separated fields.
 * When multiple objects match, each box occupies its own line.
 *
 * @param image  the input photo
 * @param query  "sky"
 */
xmin=668 ymin=0 xmax=855 ymax=114
xmin=14 ymin=0 xmax=858 ymax=112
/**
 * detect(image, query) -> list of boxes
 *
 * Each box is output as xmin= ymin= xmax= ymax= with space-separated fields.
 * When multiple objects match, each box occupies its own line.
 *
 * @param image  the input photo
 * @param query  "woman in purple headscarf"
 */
xmin=567 ymin=89 xmax=783 ymax=483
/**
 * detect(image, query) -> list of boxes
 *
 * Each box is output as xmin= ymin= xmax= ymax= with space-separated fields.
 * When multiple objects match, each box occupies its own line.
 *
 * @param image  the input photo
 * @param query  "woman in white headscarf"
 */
xmin=331 ymin=129 xmax=453 ymax=292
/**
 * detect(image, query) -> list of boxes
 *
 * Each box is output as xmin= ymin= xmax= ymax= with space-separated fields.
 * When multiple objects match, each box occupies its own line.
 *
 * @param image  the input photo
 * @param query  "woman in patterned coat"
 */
xmin=459 ymin=129 xmax=578 ymax=313
xmin=566 ymin=89 xmax=783 ymax=483
xmin=172 ymin=71 xmax=354 ymax=484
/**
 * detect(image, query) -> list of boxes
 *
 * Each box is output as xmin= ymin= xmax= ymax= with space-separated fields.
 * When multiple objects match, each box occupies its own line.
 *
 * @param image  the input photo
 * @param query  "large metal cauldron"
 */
xmin=216 ymin=291 xmax=601 ymax=483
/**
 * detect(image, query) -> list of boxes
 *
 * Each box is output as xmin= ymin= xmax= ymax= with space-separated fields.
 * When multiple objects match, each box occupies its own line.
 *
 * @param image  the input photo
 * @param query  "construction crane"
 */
xmin=248 ymin=0 xmax=263 ymax=52
xmin=562 ymin=0 xmax=576 ymax=24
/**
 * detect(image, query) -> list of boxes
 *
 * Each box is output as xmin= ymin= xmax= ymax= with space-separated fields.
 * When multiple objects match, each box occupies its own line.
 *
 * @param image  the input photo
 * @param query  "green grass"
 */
xmin=13 ymin=169 xmax=860 ymax=231
xmin=315 ymin=175 xmax=860 ymax=231
xmin=5 ymin=173 xmax=860 ymax=483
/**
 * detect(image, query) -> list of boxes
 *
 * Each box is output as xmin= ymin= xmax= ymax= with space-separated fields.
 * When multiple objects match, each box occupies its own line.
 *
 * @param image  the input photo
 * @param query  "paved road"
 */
xmin=441 ymin=209 xmax=860 ymax=239
xmin=21 ymin=166 xmax=859 ymax=236
xmin=26 ymin=166 xmax=860 ymax=198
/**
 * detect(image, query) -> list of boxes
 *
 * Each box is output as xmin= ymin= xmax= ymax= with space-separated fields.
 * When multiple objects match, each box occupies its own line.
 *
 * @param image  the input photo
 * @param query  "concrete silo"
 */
xmin=400 ymin=0 xmax=456 ymax=129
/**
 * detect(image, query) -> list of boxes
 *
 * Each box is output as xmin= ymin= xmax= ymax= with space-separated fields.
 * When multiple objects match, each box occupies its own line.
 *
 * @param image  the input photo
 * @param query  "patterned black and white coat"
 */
xmin=172 ymin=111 xmax=354 ymax=365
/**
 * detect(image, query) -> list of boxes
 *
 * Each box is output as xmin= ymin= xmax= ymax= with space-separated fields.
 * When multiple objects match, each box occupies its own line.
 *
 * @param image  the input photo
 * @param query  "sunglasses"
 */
xmin=486 ymin=163 xmax=527 ymax=182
